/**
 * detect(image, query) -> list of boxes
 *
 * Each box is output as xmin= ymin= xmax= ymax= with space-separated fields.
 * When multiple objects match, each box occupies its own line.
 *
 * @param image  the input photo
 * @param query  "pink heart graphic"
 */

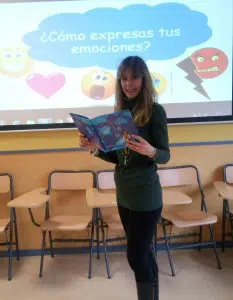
xmin=26 ymin=73 xmax=66 ymax=98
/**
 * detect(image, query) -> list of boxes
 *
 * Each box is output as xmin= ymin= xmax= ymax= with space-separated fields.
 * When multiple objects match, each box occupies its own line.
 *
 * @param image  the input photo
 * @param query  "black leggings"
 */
xmin=118 ymin=204 xmax=162 ymax=284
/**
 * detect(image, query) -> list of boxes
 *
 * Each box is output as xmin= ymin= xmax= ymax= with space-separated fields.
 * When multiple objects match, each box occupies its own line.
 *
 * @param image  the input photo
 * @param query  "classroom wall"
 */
xmin=0 ymin=123 xmax=233 ymax=251
xmin=1 ymin=122 xmax=233 ymax=151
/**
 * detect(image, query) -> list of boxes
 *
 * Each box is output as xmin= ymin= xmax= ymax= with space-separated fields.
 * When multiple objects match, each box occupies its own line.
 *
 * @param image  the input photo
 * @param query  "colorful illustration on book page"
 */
xmin=91 ymin=110 xmax=138 ymax=151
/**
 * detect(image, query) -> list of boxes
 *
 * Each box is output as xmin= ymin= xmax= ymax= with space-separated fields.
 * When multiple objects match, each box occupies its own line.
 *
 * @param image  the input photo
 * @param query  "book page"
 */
xmin=91 ymin=110 xmax=138 ymax=152
xmin=70 ymin=113 xmax=103 ymax=150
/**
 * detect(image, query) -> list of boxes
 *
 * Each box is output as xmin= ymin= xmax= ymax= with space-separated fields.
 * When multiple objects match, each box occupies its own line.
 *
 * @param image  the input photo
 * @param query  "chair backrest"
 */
xmin=158 ymin=165 xmax=201 ymax=188
xmin=158 ymin=165 xmax=206 ymax=210
xmin=224 ymin=164 xmax=233 ymax=184
xmin=97 ymin=170 xmax=115 ymax=190
xmin=96 ymin=167 xmax=201 ymax=190
xmin=0 ymin=173 xmax=13 ymax=199
xmin=48 ymin=170 xmax=95 ymax=192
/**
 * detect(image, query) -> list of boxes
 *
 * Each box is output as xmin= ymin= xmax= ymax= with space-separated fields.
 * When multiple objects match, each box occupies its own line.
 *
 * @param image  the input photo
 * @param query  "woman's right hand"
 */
xmin=78 ymin=133 xmax=97 ymax=152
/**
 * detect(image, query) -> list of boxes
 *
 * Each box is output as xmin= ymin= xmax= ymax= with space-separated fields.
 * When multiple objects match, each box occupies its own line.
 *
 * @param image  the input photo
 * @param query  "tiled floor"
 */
xmin=0 ymin=249 xmax=232 ymax=300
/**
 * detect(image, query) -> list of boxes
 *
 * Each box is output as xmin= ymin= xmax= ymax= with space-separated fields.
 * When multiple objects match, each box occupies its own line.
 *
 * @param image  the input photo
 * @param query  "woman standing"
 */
xmin=80 ymin=56 xmax=170 ymax=300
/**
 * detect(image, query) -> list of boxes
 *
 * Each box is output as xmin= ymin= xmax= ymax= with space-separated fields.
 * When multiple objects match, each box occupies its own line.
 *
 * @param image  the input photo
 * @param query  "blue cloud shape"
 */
xmin=23 ymin=3 xmax=212 ymax=68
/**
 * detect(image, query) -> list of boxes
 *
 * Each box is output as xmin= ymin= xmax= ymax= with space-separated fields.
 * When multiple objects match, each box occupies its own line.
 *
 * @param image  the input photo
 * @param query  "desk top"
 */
xmin=7 ymin=188 xmax=49 ymax=208
xmin=86 ymin=188 xmax=117 ymax=208
xmin=86 ymin=188 xmax=192 ymax=208
xmin=8 ymin=187 xmax=192 ymax=209
xmin=214 ymin=181 xmax=233 ymax=201
xmin=162 ymin=190 xmax=192 ymax=206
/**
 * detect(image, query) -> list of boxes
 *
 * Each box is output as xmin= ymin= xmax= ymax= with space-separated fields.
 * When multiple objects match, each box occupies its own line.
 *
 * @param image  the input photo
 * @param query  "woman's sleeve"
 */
xmin=150 ymin=104 xmax=170 ymax=164
xmin=96 ymin=150 xmax=118 ymax=164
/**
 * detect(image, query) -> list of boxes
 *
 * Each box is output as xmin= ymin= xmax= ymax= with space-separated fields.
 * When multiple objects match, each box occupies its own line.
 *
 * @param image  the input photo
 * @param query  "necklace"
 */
xmin=122 ymin=147 xmax=130 ymax=166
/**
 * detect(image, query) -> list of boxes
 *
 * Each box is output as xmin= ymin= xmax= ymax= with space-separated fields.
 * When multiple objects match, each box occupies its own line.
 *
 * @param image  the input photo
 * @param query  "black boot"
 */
xmin=136 ymin=282 xmax=154 ymax=300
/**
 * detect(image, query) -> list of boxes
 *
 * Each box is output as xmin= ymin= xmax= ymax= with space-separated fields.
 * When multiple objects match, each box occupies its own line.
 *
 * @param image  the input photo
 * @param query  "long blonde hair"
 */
xmin=115 ymin=56 xmax=158 ymax=126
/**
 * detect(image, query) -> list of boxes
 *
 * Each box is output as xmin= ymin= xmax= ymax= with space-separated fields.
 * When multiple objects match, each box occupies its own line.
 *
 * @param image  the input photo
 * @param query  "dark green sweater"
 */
xmin=97 ymin=99 xmax=170 ymax=211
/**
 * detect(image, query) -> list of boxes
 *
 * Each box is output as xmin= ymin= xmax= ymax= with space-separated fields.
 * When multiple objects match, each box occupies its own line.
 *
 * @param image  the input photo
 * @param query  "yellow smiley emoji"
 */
xmin=150 ymin=72 xmax=167 ymax=95
xmin=0 ymin=47 xmax=34 ymax=78
xmin=81 ymin=69 xmax=115 ymax=100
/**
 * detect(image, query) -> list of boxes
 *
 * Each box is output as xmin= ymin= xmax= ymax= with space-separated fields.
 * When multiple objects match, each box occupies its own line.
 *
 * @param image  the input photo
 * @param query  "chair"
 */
xmin=158 ymin=165 xmax=222 ymax=275
xmin=38 ymin=170 xmax=95 ymax=277
xmin=95 ymin=170 xmax=159 ymax=275
xmin=96 ymin=170 xmax=163 ymax=266
xmin=214 ymin=164 xmax=233 ymax=251
xmin=96 ymin=170 xmax=124 ymax=232
xmin=0 ymin=173 xmax=19 ymax=280
xmin=95 ymin=170 xmax=126 ymax=275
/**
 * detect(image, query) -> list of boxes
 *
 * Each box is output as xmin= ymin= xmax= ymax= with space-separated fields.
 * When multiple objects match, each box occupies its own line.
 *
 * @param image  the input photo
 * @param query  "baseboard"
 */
xmin=0 ymin=240 xmax=232 ymax=258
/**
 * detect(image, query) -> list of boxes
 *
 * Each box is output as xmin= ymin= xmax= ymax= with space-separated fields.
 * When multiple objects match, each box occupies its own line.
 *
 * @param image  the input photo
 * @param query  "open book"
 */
xmin=70 ymin=110 xmax=138 ymax=152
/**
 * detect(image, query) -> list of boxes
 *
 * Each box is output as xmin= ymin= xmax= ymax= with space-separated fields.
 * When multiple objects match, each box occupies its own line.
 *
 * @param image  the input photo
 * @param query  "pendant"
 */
xmin=122 ymin=147 xmax=129 ymax=166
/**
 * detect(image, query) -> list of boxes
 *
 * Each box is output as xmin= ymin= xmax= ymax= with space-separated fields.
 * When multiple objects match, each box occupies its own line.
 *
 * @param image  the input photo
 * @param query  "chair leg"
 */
xmin=99 ymin=209 xmax=111 ymax=279
xmin=8 ymin=209 xmax=13 ymax=281
xmin=209 ymin=224 xmax=222 ymax=270
xmin=222 ymin=200 xmax=226 ymax=252
xmin=229 ymin=215 xmax=233 ymax=244
xmin=5 ymin=228 xmax=10 ymax=252
xmin=39 ymin=231 xmax=47 ymax=277
xmin=88 ymin=220 xmax=95 ymax=279
xmin=161 ymin=218 xmax=175 ymax=276
xmin=96 ymin=209 xmax=100 ymax=260
xmin=13 ymin=208 xmax=20 ymax=261
xmin=48 ymin=231 xmax=54 ymax=258
xmin=198 ymin=226 xmax=203 ymax=252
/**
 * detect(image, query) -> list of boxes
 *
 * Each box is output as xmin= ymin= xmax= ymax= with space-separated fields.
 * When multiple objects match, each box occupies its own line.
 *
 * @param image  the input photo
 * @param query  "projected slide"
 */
xmin=0 ymin=0 xmax=232 ymax=127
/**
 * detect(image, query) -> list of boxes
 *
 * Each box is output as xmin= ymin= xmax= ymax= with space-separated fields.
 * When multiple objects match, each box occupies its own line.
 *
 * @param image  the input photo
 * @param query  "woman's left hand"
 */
xmin=126 ymin=134 xmax=156 ymax=158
